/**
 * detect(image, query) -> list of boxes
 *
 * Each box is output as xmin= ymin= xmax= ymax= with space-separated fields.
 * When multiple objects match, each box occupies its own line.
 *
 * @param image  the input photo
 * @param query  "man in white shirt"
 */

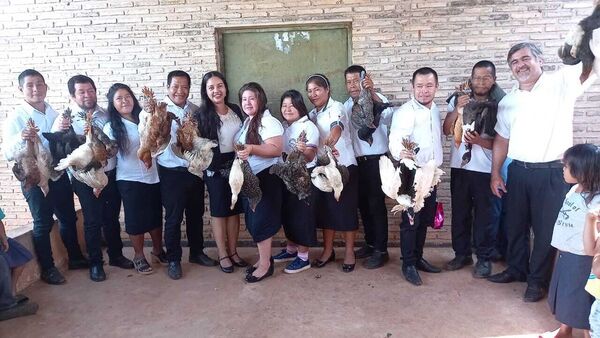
xmin=2 ymin=69 xmax=88 ymax=285
xmin=158 ymin=70 xmax=216 ymax=280
xmin=442 ymin=61 xmax=505 ymax=278
xmin=53 ymin=75 xmax=134 ymax=282
xmin=344 ymin=65 xmax=394 ymax=269
xmin=488 ymin=34 xmax=600 ymax=302
xmin=388 ymin=67 xmax=443 ymax=286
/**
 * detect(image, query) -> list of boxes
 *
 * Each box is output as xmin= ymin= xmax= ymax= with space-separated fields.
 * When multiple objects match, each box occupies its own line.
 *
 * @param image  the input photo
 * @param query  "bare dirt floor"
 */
xmin=0 ymin=247 xmax=587 ymax=338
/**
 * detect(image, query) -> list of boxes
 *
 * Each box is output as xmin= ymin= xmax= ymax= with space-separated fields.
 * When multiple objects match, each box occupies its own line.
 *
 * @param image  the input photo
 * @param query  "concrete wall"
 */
xmin=1 ymin=0 xmax=599 ymax=245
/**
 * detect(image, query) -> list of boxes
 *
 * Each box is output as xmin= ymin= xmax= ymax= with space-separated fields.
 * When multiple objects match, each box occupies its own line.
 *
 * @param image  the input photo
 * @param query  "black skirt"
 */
xmin=117 ymin=181 xmax=162 ymax=235
xmin=243 ymin=168 xmax=282 ymax=243
xmin=314 ymin=164 xmax=359 ymax=231
xmin=281 ymin=178 xmax=317 ymax=247
xmin=205 ymin=172 xmax=243 ymax=217
xmin=548 ymin=251 xmax=594 ymax=329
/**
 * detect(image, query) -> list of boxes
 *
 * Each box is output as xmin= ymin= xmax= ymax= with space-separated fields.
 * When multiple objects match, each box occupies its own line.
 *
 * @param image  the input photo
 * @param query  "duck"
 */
xmin=230 ymin=144 xmax=262 ymax=211
xmin=171 ymin=112 xmax=218 ymax=178
xmin=350 ymin=71 xmax=397 ymax=146
xmin=228 ymin=157 xmax=244 ymax=210
xmin=558 ymin=0 xmax=600 ymax=82
xmin=311 ymin=145 xmax=347 ymax=201
xmin=12 ymin=119 xmax=61 ymax=196
xmin=269 ymin=130 xmax=311 ymax=200
xmin=138 ymin=87 xmax=178 ymax=168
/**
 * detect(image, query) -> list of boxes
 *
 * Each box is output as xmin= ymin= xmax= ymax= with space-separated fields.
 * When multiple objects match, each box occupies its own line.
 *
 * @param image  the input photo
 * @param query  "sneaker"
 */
xmin=284 ymin=257 xmax=311 ymax=274
xmin=272 ymin=249 xmax=297 ymax=263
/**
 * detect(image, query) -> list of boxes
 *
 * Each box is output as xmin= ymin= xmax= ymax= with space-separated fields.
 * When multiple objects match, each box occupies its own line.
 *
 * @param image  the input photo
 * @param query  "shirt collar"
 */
xmin=21 ymin=100 xmax=48 ymax=116
xmin=163 ymin=95 xmax=190 ymax=111
xmin=284 ymin=115 xmax=309 ymax=128
xmin=410 ymin=98 xmax=436 ymax=111
xmin=315 ymin=97 xmax=334 ymax=114
xmin=512 ymin=72 xmax=547 ymax=93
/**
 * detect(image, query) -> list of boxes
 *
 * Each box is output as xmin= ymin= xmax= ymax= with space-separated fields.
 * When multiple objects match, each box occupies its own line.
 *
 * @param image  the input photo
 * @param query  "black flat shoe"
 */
xmin=167 ymin=261 xmax=182 ymax=280
xmin=246 ymin=265 xmax=257 ymax=275
xmin=355 ymin=245 xmax=374 ymax=259
xmin=313 ymin=251 xmax=336 ymax=268
xmin=14 ymin=294 xmax=29 ymax=304
xmin=342 ymin=263 xmax=355 ymax=273
xmin=230 ymin=252 xmax=249 ymax=268
xmin=416 ymin=258 xmax=441 ymax=273
xmin=219 ymin=257 xmax=234 ymax=274
xmin=189 ymin=252 xmax=218 ymax=267
xmin=89 ymin=265 xmax=106 ymax=282
xmin=402 ymin=265 xmax=423 ymax=286
xmin=245 ymin=258 xmax=274 ymax=283
xmin=41 ymin=267 xmax=66 ymax=285
xmin=487 ymin=270 xmax=525 ymax=283
xmin=109 ymin=255 xmax=134 ymax=269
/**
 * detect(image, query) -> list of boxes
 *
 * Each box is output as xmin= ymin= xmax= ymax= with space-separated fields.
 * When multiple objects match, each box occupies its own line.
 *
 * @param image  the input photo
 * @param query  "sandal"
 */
xmin=230 ymin=252 xmax=249 ymax=268
xmin=133 ymin=257 xmax=154 ymax=275
xmin=150 ymin=250 xmax=168 ymax=266
xmin=219 ymin=256 xmax=234 ymax=273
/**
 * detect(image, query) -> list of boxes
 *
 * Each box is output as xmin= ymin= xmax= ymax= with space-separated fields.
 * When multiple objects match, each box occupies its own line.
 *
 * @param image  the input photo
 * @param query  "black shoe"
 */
xmin=473 ymin=259 xmax=492 ymax=278
xmin=150 ymin=250 xmax=168 ymax=266
xmin=189 ymin=252 xmax=218 ymax=266
xmin=167 ymin=261 xmax=182 ymax=280
xmin=68 ymin=258 xmax=90 ymax=270
xmin=14 ymin=294 xmax=29 ymax=305
xmin=41 ymin=267 xmax=66 ymax=285
xmin=363 ymin=251 xmax=389 ymax=269
xmin=402 ymin=265 xmax=423 ymax=286
xmin=219 ymin=256 xmax=234 ymax=274
xmin=0 ymin=301 xmax=39 ymax=322
xmin=445 ymin=255 xmax=473 ymax=271
xmin=89 ymin=265 xmax=106 ymax=282
xmin=487 ymin=270 xmax=525 ymax=283
xmin=246 ymin=265 xmax=257 ymax=275
xmin=523 ymin=284 xmax=545 ymax=302
xmin=355 ymin=245 xmax=375 ymax=259
xmin=313 ymin=251 xmax=336 ymax=268
xmin=109 ymin=256 xmax=134 ymax=269
xmin=416 ymin=258 xmax=441 ymax=273
xmin=342 ymin=260 xmax=356 ymax=273
xmin=245 ymin=258 xmax=274 ymax=283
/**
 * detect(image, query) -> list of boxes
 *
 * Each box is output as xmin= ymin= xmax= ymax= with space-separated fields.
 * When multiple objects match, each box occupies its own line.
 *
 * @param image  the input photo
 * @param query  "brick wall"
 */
xmin=1 ymin=0 xmax=599 ymax=246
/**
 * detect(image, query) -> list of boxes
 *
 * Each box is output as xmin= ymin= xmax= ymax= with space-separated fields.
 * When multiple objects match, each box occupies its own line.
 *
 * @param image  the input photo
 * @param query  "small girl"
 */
xmin=585 ymin=207 xmax=600 ymax=338
xmin=545 ymin=143 xmax=600 ymax=338
xmin=271 ymin=90 xmax=319 ymax=273
xmin=0 ymin=207 xmax=34 ymax=302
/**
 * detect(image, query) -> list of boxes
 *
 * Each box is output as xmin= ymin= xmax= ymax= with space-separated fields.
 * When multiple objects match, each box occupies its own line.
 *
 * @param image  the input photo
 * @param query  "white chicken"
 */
xmin=171 ymin=112 xmax=218 ymax=178
xmin=228 ymin=158 xmax=244 ymax=210
xmin=311 ymin=146 xmax=344 ymax=201
xmin=412 ymin=159 xmax=444 ymax=212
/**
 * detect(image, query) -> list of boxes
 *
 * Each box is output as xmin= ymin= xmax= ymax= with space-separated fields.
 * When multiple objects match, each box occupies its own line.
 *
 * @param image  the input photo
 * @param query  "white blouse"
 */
xmin=218 ymin=109 xmax=242 ymax=153
xmin=234 ymin=109 xmax=283 ymax=175
xmin=103 ymin=116 xmax=159 ymax=184
xmin=282 ymin=115 xmax=320 ymax=168
xmin=308 ymin=97 xmax=357 ymax=167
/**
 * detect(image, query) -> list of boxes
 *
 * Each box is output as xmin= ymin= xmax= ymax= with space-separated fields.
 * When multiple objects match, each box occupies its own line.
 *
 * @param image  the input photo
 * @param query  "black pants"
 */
xmin=450 ymin=168 xmax=494 ymax=260
xmin=504 ymin=162 xmax=569 ymax=288
xmin=159 ymin=166 xmax=205 ymax=262
xmin=357 ymin=157 xmax=389 ymax=252
xmin=22 ymin=173 xmax=84 ymax=270
xmin=400 ymin=188 xmax=436 ymax=267
xmin=71 ymin=169 xmax=124 ymax=266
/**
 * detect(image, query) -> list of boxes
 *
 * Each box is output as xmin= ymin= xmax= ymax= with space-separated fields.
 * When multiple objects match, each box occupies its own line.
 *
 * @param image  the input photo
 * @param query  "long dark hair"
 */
xmin=563 ymin=143 xmax=600 ymax=205
xmin=238 ymin=82 xmax=267 ymax=145
xmin=280 ymin=89 xmax=308 ymax=122
xmin=106 ymin=83 xmax=142 ymax=154
xmin=195 ymin=71 xmax=241 ymax=140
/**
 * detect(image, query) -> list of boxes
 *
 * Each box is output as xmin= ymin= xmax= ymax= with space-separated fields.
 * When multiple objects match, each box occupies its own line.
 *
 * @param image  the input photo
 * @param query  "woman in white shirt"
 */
xmin=306 ymin=74 xmax=359 ymax=273
xmin=234 ymin=82 xmax=284 ymax=283
xmin=271 ymin=89 xmax=320 ymax=274
xmin=196 ymin=71 xmax=248 ymax=273
xmin=103 ymin=83 xmax=165 ymax=275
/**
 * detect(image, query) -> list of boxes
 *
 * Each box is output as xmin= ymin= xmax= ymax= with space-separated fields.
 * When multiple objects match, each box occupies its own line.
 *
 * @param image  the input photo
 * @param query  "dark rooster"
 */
xmin=350 ymin=71 xmax=397 ymax=146
xmin=42 ymin=109 xmax=85 ymax=166
xmin=269 ymin=130 xmax=311 ymax=201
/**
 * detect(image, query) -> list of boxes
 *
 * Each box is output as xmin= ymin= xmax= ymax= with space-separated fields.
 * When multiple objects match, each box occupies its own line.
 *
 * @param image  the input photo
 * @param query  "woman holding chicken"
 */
xmin=196 ymin=71 xmax=249 ymax=273
xmin=103 ymin=83 xmax=165 ymax=275
xmin=306 ymin=73 xmax=359 ymax=273
xmin=234 ymin=82 xmax=284 ymax=283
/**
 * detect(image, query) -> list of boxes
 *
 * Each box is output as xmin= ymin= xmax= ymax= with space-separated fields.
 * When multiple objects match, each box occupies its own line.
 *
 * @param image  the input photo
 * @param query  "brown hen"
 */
xmin=138 ymin=87 xmax=178 ymax=168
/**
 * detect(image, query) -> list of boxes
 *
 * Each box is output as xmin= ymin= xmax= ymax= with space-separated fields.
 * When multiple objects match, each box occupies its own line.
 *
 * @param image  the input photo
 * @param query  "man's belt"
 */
xmin=356 ymin=154 xmax=383 ymax=163
xmin=512 ymin=159 xmax=562 ymax=169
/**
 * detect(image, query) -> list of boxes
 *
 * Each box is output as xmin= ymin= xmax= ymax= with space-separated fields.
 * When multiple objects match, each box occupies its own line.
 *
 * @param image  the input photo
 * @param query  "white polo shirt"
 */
xmin=308 ymin=97 xmax=357 ymax=167
xmin=153 ymin=96 xmax=199 ymax=168
xmin=3 ymin=101 xmax=59 ymax=162
xmin=282 ymin=115 xmax=320 ymax=168
xmin=103 ymin=116 xmax=159 ymax=184
xmin=234 ymin=109 xmax=284 ymax=175
xmin=495 ymin=63 xmax=596 ymax=163
xmin=389 ymin=98 xmax=443 ymax=167
xmin=343 ymin=92 xmax=394 ymax=157
xmin=447 ymin=97 xmax=493 ymax=173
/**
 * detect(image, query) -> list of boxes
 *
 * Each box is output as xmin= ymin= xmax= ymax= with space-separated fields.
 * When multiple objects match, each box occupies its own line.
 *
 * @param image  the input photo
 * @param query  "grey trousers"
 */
xmin=0 ymin=258 xmax=15 ymax=310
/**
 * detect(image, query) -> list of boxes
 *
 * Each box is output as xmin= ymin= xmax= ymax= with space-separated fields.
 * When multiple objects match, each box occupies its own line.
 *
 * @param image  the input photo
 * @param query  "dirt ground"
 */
xmin=0 ymin=247 xmax=585 ymax=338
